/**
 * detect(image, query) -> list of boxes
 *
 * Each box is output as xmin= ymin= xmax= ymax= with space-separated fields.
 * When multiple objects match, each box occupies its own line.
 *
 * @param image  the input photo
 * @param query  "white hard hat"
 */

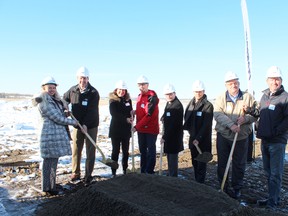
xmin=115 ymin=80 xmax=128 ymax=90
xmin=76 ymin=66 xmax=89 ymax=77
xmin=224 ymin=71 xmax=239 ymax=82
xmin=163 ymin=83 xmax=176 ymax=94
xmin=266 ymin=66 xmax=282 ymax=78
xmin=192 ymin=80 xmax=205 ymax=91
xmin=137 ymin=75 xmax=149 ymax=84
xmin=41 ymin=76 xmax=57 ymax=86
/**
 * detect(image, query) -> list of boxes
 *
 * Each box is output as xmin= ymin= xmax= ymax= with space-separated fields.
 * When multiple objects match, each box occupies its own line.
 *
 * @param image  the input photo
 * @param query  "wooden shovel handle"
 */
xmin=194 ymin=143 xmax=203 ymax=154
xmin=70 ymin=113 xmax=106 ymax=161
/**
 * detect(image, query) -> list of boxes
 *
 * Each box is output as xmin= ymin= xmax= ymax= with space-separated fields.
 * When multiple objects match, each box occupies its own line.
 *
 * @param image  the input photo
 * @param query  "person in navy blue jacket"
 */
xmin=244 ymin=66 xmax=288 ymax=209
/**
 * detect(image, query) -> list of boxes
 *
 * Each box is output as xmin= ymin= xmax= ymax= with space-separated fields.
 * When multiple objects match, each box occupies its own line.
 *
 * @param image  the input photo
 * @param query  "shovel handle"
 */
xmin=221 ymin=132 xmax=239 ymax=191
xmin=70 ymin=113 xmax=106 ymax=161
xmin=194 ymin=143 xmax=203 ymax=154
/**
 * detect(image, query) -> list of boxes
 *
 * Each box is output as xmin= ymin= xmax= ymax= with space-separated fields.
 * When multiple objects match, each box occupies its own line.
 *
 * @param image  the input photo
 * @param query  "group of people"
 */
xmin=34 ymin=66 xmax=287 ymax=210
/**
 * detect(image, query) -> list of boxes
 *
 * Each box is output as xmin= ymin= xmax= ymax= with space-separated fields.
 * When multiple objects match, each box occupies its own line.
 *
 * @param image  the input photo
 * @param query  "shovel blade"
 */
xmin=195 ymin=152 xmax=213 ymax=163
xmin=104 ymin=159 xmax=119 ymax=169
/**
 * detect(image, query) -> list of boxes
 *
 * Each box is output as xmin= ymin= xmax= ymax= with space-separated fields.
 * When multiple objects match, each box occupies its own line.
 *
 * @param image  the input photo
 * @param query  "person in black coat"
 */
xmin=183 ymin=80 xmax=214 ymax=183
xmin=161 ymin=84 xmax=184 ymax=177
xmin=109 ymin=80 xmax=133 ymax=176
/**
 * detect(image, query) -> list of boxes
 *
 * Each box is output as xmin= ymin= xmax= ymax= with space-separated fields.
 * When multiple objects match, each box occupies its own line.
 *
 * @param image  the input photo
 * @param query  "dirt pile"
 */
xmin=35 ymin=173 xmax=284 ymax=216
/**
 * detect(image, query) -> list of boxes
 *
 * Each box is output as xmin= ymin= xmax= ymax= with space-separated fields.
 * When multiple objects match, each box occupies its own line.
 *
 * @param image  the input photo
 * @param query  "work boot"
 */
xmin=84 ymin=176 xmax=93 ymax=186
xmin=257 ymin=199 xmax=268 ymax=207
xmin=112 ymin=168 xmax=116 ymax=177
xmin=70 ymin=173 xmax=80 ymax=181
xmin=123 ymin=169 xmax=127 ymax=175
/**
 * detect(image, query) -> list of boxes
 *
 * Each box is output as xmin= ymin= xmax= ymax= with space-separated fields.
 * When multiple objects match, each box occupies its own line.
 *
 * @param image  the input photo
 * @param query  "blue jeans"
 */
xmin=138 ymin=132 xmax=157 ymax=174
xmin=261 ymin=141 xmax=286 ymax=207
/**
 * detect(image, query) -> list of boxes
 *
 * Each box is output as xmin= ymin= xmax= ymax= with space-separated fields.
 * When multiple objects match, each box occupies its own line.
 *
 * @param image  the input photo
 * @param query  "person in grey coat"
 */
xmin=34 ymin=76 xmax=77 ymax=195
xmin=183 ymin=80 xmax=214 ymax=183
xmin=161 ymin=83 xmax=184 ymax=177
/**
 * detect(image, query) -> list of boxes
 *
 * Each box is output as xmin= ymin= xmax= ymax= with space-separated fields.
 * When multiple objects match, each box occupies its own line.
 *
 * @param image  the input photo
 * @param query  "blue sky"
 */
xmin=0 ymin=0 xmax=287 ymax=100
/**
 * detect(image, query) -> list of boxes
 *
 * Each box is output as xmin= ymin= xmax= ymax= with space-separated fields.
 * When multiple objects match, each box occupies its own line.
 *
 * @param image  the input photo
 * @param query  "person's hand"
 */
xmin=237 ymin=116 xmax=245 ymax=125
xmin=160 ymin=138 xmax=165 ymax=144
xmin=64 ymin=110 xmax=71 ymax=117
xmin=131 ymin=127 xmax=136 ymax=133
xmin=230 ymin=124 xmax=240 ymax=133
xmin=127 ymin=117 xmax=133 ymax=124
xmin=192 ymin=139 xmax=199 ymax=146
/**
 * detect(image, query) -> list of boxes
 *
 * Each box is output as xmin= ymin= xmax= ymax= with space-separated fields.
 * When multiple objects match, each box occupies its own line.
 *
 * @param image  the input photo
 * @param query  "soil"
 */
xmin=1 ymin=140 xmax=288 ymax=216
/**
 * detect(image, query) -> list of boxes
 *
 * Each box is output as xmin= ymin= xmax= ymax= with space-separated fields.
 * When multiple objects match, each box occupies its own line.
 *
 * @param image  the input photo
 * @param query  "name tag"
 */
xmin=166 ymin=112 xmax=171 ymax=117
xmin=196 ymin=111 xmax=202 ymax=117
xmin=82 ymin=100 xmax=88 ymax=106
xmin=269 ymin=104 xmax=275 ymax=110
xmin=141 ymin=104 xmax=145 ymax=108
xmin=125 ymin=102 xmax=130 ymax=106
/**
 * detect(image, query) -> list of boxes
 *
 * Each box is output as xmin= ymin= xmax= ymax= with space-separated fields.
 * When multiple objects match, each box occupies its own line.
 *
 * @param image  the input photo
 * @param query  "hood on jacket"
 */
xmin=109 ymin=91 xmax=131 ymax=102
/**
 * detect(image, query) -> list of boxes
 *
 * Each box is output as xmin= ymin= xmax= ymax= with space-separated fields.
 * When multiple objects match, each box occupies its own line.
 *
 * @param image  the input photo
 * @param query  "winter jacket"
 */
xmin=161 ymin=96 xmax=184 ymax=154
xmin=34 ymin=93 xmax=77 ymax=158
xmin=108 ymin=91 xmax=133 ymax=139
xmin=214 ymin=90 xmax=257 ymax=141
xmin=63 ymin=83 xmax=100 ymax=129
xmin=135 ymin=89 xmax=159 ymax=134
xmin=257 ymin=85 xmax=288 ymax=143
xmin=183 ymin=94 xmax=213 ymax=152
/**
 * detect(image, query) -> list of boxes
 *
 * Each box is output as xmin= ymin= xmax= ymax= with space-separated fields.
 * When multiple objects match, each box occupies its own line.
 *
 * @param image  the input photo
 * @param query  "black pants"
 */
xmin=111 ymin=137 xmax=130 ymax=173
xmin=190 ymin=148 xmax=207 ymax=183
xmin=247 ymin=131 xmax=254 ymax=162
xmin=216 ymin=133 xmax=248 ymax=190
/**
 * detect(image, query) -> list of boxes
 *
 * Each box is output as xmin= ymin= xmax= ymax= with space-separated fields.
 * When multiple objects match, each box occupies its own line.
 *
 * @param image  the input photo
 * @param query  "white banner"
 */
xmin=241 ymin=0 xmax=253 ymax=95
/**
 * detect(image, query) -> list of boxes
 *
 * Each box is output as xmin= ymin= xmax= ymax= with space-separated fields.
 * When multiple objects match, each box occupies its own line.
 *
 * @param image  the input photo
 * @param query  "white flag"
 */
xmin=241 ymin=0 xmax=253 ymax=95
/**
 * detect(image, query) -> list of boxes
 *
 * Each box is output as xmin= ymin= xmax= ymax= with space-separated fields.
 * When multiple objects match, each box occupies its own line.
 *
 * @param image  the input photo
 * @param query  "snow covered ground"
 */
xmin=0 ymin=98 xmax=287 ymax=215
xmin=0 ymin=97 xmax=187 ymax=215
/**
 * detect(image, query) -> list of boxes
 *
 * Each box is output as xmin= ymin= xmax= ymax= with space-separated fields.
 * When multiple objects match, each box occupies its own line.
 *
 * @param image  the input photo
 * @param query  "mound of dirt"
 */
xmin=35 ymin=173 xmax=284 ymax=216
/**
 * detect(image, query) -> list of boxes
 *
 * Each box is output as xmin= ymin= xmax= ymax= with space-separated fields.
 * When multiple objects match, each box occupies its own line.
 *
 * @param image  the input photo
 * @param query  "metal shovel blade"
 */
xmin=195 ymin=152 xmax=213 ymax=163
xmin=105 ymin=159 xmax=119 ymax=169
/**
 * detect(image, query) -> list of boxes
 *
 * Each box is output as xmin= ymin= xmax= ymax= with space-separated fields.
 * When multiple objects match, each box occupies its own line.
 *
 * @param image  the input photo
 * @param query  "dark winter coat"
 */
xmin=183 ymin=94 xmax=214 ymax=152
xmin=108 ymin=91 xmax=133 ymax=139
xmin=257 ymin=85 xmax=288 ymax=143
xmin=34 ymin=93 xmax=77 ymax=158
xmin=161 ymin=96 xmax=184 ymax=154
xmin=63 ymin=83 xmax=100 ymax=129
xmin=135 ymin=89 xmax=159 ymax=135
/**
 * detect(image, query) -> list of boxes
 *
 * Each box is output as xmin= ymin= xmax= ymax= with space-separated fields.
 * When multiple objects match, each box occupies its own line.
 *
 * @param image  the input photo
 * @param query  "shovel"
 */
xmin=131 ymin=123 xmax=136 ymax=172
xmin=194 ymin=143 xmax=213 ymax=163
xmin=70 ymin=113 xmax=119 ymax=170
xmin=221 ymin=132 xmax=238 ymax=191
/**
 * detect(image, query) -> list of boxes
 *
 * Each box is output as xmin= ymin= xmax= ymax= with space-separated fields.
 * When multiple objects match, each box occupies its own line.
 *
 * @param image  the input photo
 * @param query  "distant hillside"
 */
xmin=0 ymin=93 xmax=33 ymax=99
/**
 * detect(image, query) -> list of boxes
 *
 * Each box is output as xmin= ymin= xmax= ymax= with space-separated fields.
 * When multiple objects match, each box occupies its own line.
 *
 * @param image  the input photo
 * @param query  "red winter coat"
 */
xmin=135 ymin=90 xmax=159 ymax=135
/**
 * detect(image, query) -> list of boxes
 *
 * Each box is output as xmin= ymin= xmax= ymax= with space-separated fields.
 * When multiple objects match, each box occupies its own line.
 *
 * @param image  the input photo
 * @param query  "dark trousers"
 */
xmin=111 ymin=137 xmax=130 ymax=174
xmin=167 ymin=153 xmax=178 ymax=177
xmin=216 ymin=133 xmax=248 ymax=190
xmin=42 ymin=158 xmax=58 ymax=192
xmin=138 ymin=132 xmax=157 ymax=174
xmin=190 ymin=148 xmax=207 ymax=183
xmin=247 ymin=131 xmax=254 ymax=162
